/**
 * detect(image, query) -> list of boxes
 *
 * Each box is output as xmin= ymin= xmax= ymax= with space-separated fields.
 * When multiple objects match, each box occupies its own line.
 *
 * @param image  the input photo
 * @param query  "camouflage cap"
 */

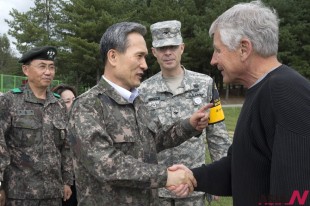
xmin=150 ymin=20 xmax=183 ymax=48
xmin=18 ymin=46 xmax=57 ymax=64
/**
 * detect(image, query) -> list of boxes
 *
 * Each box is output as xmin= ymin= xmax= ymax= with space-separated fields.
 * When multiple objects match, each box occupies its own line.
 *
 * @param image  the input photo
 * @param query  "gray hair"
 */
xmin=209 ymin=0 xmax=279 ymax=57
xmin=99 ymin=22 xmax=147 ymax=65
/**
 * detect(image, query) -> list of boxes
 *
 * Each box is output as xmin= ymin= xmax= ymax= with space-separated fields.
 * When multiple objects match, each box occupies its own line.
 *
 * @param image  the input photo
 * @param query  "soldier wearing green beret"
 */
xmin=0 ymin=46 xmax=73 ymax=206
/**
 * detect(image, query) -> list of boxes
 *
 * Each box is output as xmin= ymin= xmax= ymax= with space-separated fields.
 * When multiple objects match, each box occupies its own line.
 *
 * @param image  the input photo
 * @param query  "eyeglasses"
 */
xmin=29 ymin=63 xmax=56 ymax=72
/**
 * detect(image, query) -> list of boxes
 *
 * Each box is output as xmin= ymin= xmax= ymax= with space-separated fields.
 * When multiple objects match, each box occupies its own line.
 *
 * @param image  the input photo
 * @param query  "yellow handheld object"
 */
xmin=208 ymin=82 xmax=225 ymax=124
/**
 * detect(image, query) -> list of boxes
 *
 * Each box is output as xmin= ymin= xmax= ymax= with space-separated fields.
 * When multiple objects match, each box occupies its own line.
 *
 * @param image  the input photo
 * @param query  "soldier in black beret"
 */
xmin=19 ymin=46 xmax=58 ymax=91
xmin=18 ymin=46 xmax=57 ymax=64
xmin=0 ymin=46 xmax=73 ymax=206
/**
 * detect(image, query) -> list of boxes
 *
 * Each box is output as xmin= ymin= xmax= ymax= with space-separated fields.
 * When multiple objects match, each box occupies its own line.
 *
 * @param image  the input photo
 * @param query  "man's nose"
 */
xmin=141 ymin=58 xmax=148 ymax=70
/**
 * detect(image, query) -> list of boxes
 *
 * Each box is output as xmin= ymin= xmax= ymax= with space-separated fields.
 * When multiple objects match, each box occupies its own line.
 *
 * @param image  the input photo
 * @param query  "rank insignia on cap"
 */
xmin=47 ymin=50 xmax=56 ymax=59
xmin=150 ymin=20 xmax=183 ymax=48
xmin=18 ymin=46 xmax=57 ymax=64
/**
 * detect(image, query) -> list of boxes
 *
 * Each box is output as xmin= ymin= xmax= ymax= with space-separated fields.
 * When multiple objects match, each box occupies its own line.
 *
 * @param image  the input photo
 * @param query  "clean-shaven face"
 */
xmin=22 ymin=59 xmax=55 ymax=89
xmin=210 ymin=31 xmax=243 ymax=84
xmin=152 ymin=43 xmax=184 ymax=72
xmin=111 ymin=32 xmax=148 ymax=91
xmin=61 ymin=89 xmax=75 ymax=110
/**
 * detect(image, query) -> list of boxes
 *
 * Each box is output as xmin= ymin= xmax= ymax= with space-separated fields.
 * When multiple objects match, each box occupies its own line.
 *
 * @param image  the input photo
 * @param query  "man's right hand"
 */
xmin=166 ymin=164 xmax=197 ymax=196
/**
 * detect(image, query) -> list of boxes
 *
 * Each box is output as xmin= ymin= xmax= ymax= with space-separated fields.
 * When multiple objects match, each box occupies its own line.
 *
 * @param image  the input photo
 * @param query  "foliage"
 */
xmin=3 ymin=0 xmax=310 ymax=94
xmin=0 ymin=34 xmax=21 ymax=75
xmin=5 ymin=0 xmax=62 ymax=53
xmin=268 ymin=0 xmax=310 ymax=78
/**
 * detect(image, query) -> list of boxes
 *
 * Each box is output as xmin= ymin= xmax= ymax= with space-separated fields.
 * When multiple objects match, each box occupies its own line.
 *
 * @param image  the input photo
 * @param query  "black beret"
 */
xmin=18 ymin=46 xmax=57 ymax=64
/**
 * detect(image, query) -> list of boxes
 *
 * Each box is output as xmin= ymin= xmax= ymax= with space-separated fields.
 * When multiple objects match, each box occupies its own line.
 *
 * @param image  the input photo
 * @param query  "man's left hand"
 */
xmin=63 ymin=184 xmax=72 ymax=201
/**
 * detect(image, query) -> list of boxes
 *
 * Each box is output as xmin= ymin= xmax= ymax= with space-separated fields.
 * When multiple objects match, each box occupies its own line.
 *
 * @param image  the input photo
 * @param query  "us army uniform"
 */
xmin=0 ymin=84 xmax=73 ymax=202
xmin=68 ymin=78 xmax=202 ymax=206
xmin=139 ymin=69 xmax=231 ymax=202
xmin=138 ymin=20 xmax=231 ymax=206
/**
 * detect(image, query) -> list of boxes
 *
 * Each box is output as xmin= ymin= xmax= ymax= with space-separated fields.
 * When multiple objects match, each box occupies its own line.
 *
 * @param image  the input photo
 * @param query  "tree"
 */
xmin=267 ymin=0 xmax=310 ymax=78
xmin=0 ymin=34 xmax=20 ymax=75
xmin=57 ymin=0 xmax=139 ymax=92
xmin=6 ymin=0 xmax=62 ymax=53
xmin=7 ymin=0 xmax=309 ymax=95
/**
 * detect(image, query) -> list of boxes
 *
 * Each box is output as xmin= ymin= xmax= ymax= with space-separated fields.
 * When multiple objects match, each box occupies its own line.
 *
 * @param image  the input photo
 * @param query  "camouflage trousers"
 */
xmin=158 ymin=195 xmax=206 ymax=206
xmin=6 ymin=198 xmax=62 ymax=206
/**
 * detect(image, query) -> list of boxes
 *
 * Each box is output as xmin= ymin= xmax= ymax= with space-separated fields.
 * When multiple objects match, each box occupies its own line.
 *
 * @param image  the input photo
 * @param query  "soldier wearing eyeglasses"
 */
xmin=0 ymin=46 xmax=73 ymax=206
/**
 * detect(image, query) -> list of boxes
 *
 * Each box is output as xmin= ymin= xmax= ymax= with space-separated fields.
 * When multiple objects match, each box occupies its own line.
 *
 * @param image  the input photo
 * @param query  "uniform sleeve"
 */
xmin=61 ymin=111 xmax=74 ymax=186
xmin=154 ymin=118 xmax=202 ymax=153
xmin=0 ymin=96 xmax=12 ymax=181
xmin=68 ymin=98 xmax=168 ymax=189
xmin=206 ymin=121 xmax=231 ymax=161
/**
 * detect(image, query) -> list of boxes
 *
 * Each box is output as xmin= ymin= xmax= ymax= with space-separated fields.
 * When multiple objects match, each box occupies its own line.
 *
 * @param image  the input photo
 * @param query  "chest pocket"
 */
xmin=98 ymin=93 xmax=137 ymax=155
xmin=12 ymin=114 xmax=42 ymax=147
xmin=52 ymin=118 xmax=67 ymax=148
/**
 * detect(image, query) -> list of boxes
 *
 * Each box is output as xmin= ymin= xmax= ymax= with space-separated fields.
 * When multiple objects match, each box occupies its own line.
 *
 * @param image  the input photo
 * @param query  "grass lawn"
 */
xmin=204 ymin=106 xmax=241 ymax=206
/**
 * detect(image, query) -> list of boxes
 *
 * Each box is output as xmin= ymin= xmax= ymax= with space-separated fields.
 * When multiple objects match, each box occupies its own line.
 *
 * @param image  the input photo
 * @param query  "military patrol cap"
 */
xmin=150 ymin=20 xmax=183 ymax=48
xmin=18 ymin=46 xmax=57 ymax=64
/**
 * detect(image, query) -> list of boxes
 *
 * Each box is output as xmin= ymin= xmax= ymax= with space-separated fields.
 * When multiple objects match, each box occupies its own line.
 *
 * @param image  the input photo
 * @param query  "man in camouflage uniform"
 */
xmin=68 ymin=22 xmax=212 ymax=206
xmin=138 ymin=20 xmax=231 ymax=206
xmin=0 ymin=46 xmax=73 ymax=206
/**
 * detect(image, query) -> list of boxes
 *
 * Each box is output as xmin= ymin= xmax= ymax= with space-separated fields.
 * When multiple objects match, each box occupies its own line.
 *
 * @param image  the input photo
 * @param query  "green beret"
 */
xmin=18 ymin=46 xmax=57 ymax=64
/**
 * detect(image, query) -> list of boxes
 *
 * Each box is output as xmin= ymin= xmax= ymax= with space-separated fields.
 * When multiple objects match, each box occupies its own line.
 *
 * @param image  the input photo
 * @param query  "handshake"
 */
xmin=165 ymin=164 xmax=196 ymax=197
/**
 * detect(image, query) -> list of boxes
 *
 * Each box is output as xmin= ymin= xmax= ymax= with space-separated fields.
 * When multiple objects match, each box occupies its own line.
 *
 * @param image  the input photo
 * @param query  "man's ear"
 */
xmin=22 ymin=65 xmax=29 ymax=77
xmin=107 ymin=49 xmax=118 ymax=66
xmin=179 ymin=43 xmax=185 ymax=55
xmin=151 ymin=47 xmax=157 ymax=58
xmin=240 ymin=38 xmax=252 ymax=61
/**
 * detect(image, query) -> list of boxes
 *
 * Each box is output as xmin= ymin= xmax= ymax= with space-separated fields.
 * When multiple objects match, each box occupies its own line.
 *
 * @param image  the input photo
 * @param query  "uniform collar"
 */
xmin=102 ymin=75 xmax=139 ymax=103
xmin=155 ymin=66 xmax=199 ymax=93
xmin=96 ymin=77 xmax=139 ymax=105
xmin=23 ymin=83 xmax=58 ymax=105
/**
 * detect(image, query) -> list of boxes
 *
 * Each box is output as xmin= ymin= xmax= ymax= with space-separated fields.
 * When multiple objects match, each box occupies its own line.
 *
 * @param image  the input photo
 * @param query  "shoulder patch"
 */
xmin=53 ymin=93 xmax=61 ymax=98
xmin=11 ymin=88 xmax=22 ymax=93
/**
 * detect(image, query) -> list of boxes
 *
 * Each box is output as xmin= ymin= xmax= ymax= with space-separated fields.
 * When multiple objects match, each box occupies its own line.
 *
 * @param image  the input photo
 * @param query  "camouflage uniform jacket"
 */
xmin=0 ymin=84 xmax=73 ymax=199
xmin=68 ymin=78 xmax=201 ymax=206
xmin=139 ymin=68 xmax=231 ymax=198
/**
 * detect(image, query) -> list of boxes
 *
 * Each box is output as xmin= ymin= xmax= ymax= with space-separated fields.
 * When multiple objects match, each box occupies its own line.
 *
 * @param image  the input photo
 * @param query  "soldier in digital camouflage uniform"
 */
xmin=138 ymin=20 xmax=231 ymax=206
xmin=68 ymin=22 xmax=212 ymax=206
xmin=0 ymin=46 xmax=73 ymax=206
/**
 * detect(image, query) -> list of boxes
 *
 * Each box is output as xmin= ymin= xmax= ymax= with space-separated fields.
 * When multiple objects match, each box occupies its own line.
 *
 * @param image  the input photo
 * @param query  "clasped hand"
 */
xmin=166 ymin=164 xmax=196 ymax=197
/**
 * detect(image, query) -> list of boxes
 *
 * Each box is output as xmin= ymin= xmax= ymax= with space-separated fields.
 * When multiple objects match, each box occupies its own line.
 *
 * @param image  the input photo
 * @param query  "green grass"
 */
xmin=222 ymin=107 xmax=241 ymax=132
xmin=205 ymin=106 xmax=241 ymax=206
